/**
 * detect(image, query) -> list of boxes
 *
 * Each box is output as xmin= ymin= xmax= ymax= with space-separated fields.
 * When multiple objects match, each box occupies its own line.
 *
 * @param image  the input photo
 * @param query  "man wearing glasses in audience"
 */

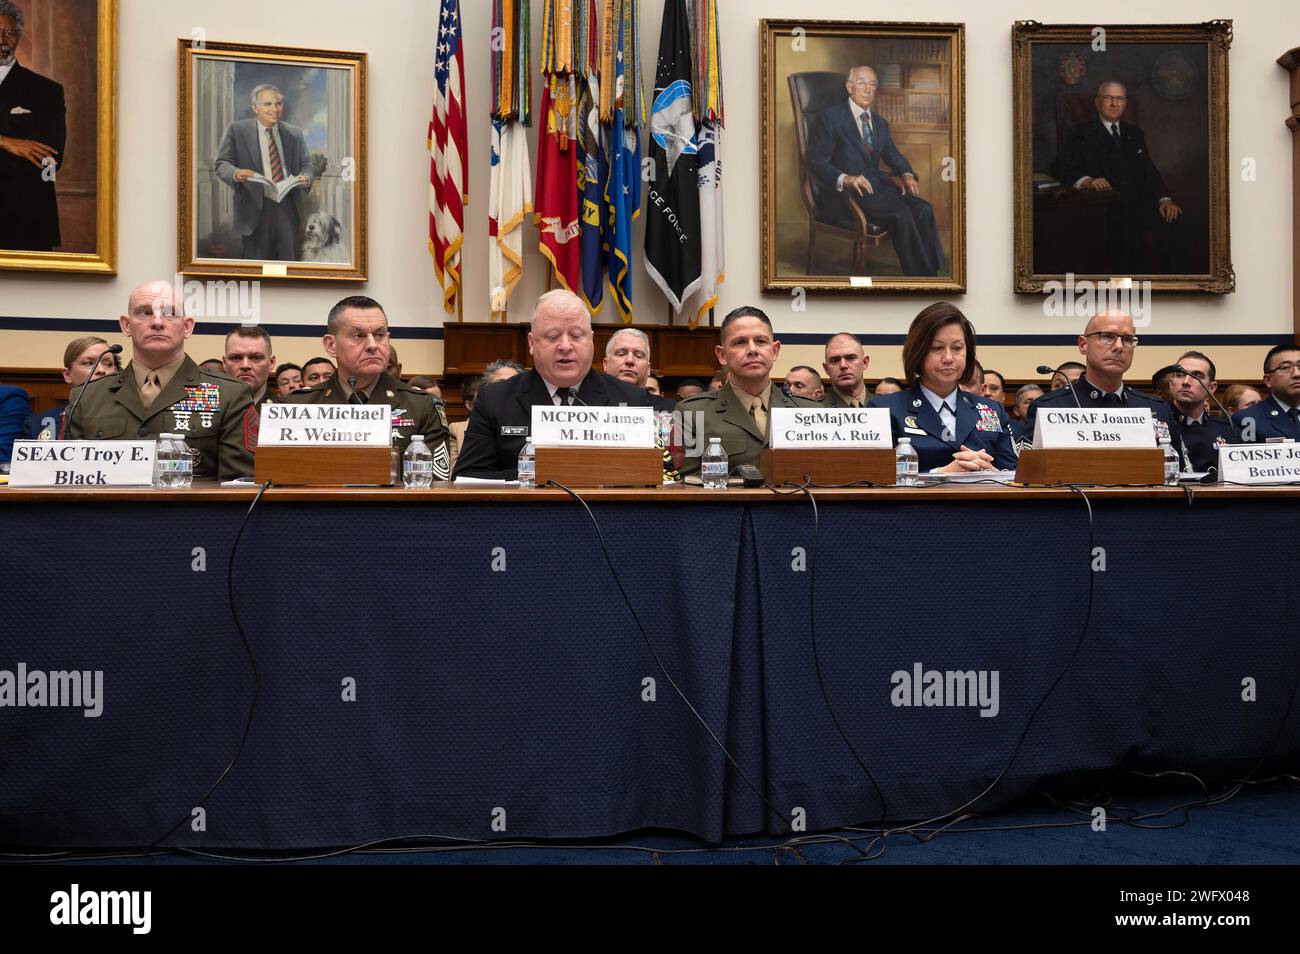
xmin=1234 ymin=344 xmax=1300 ymax=444
xmin=1024 ymin=310 xmax=1180 ymax=450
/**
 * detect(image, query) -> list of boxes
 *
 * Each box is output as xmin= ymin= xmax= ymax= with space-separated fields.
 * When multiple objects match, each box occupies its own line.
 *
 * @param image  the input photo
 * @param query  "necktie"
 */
xmin=860 ymin=112 xmax=874 ymax=151
xmin=140 ymin=371 xmax=161 ymax=410
xmin=750 ymin=399 xmax=767 ymax=438
xmin=940 ymin=402 xmax=955 ymax=442
xmin=267 ymin=128 xmax=284 ymax=182
xmin=1110 ymin=123 xmax=1121 ymax=147
xmin=850 ymin=398 xmax=862 ymax=409
xmin=1289 ymin=407 xmax=1300 ymax=428
xmin=556 ymin=387 xmax=574 ymax=406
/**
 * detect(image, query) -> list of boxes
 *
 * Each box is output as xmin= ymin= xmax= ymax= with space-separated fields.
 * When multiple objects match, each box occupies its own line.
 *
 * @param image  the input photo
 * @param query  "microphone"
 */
xmin=347 ymin=375 xmax=367 ymax=405
xmin=60 ymin=344 xmax=123 ymax=439
xmin=1172 ymin=363 xmax=1239 ymax=446
xmin=1037 ymin=364 xmax=1083 ymax=410
xmin=557 ymin=386 xmax=588 ymax=407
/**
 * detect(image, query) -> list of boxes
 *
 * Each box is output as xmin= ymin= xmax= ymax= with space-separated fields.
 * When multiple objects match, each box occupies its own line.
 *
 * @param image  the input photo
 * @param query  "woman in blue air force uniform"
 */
xmin=869 ymin=303 xmax=1018 ymax=473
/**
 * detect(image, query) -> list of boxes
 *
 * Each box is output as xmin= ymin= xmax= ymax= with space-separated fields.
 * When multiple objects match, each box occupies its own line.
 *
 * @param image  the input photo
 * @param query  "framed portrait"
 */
xmin=0 ymin=0 xmax=116 ymax=274
xmin=761 ymin=19 xmax=965 ymax=293
xmin=178 ymin=39 xmax=367 ymax=281
xmin=1012 ymin=20 xmax=1233 ymax=293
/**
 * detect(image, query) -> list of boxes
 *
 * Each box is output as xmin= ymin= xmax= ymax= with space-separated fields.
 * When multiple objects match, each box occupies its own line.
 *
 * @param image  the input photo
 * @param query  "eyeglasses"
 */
xmin=1266 ymin=361 xmax=1300 ymax=376
xmin=1084 ymin=332 xmax=1140 ymax=348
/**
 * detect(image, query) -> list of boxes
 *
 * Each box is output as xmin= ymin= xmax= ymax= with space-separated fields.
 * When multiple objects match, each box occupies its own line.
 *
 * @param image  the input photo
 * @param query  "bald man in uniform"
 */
xmin=1025 ymin=310 xmax=1180 ymax=453
xmin=66 ymin=281 xmax=256 ymax=481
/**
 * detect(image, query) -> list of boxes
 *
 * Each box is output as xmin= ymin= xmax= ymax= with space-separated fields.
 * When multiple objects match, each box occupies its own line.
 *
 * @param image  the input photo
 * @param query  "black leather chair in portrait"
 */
xmin=788 ymin=70 xmax=893 ymax=274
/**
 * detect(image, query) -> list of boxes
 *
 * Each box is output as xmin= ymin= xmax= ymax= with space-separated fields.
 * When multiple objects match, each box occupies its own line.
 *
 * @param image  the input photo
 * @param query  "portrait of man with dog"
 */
xmin=183 ymin=44 xmax=359 ymax=274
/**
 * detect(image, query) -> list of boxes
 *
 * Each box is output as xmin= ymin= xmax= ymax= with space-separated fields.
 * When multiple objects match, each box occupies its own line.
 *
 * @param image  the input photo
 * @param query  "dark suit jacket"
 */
xmin=453 ymin=368 xmax=653 ymax=480
xmin=22 ymin=406 xmax=63 ymax=441
xmin=806 ymin=101 xmax=914 ymax=226
xmin=1025 ymin=376 xmax=1182 ymax=453
xmin=0 ymin=63 xmax=66 ymax=250
xmin=1233 ymin=397 xmax=1300 ymax=444
xmin=213 ymin=118 xmax=311 ymax=236
xmin=870 ymin=387 xmax=1017 ymax=472
xmin=1056 ymin=119 xmax=1170 ymax=207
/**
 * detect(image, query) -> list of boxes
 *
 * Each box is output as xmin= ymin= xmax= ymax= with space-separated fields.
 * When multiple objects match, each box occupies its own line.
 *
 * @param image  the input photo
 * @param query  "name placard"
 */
xmin=530 ymin=406 xmax=655 ymax=448
xmin=9 ymin=440 xmax=155 ymax=487
xmin=257 ymin=404 xmax=392 ymax=447
xmin=1032 ymin=408 xmax=1155 ymax=449
xmin=1218 ymin=443 xmax=1300 ymax=484
xmin=770 ymin=407 xmax=892 ymax=449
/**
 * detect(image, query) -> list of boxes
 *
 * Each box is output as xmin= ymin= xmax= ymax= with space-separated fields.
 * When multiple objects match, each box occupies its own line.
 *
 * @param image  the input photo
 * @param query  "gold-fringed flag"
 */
xmin=429 ymin=0 xmax=468 ymax=316
xmin=576 ymin=0 xmax=608 ymax=314
xmin=488 ymin=0 xmax=534 ymax=317
xmin=600 ymin=0 xmax=643 ymax=323
xmin=534 ymin=0 xmax=581 ymax=292
xmin=691 ymin=0 xmax=724 ymax=328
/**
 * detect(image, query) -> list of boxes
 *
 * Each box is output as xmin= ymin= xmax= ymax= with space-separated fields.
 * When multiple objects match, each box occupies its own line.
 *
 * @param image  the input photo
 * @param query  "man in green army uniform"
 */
xmin=676 ymin=306 xmax=820 ymax=477
xmin=288 ymin=295 xmax=451 ymax=479
xmin=66 ymin=280 xmax=256 ymax=481
xmin=820 ymin=332 xmax=871 ymax=407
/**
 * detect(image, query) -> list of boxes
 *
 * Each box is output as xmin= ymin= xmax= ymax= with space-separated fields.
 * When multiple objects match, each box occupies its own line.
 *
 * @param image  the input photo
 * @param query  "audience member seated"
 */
xmin=784 ymin=365 xmax=825 ymax=401
xmin=1223 ymin=384 xmax=1262 ymax=415
xmin=273 ymin=362 xmax=303 ymax=400
xmin=301 ymin=356 xmax=336 ymax=387
xmin=21 ymin=335 xmax=120 ymax=441
xmin=1233 ymin=343 xmax=1300 ymax=444
xmin=821 ymin=332 xmax=870 ymax=407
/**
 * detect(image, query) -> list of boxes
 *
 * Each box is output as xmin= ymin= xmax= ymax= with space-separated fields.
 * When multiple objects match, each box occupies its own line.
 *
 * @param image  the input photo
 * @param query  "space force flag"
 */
xmin=643 ymin=0 xmax=701 ymax=314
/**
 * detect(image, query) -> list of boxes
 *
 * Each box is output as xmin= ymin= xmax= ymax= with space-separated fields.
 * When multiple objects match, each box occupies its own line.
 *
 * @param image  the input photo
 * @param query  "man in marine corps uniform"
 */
xmin=677 ymin=306 xmax=820 ymax=477
xmin=65 ymin=281 xmax=256 ymax=481
xmin=288 ymin=295 xmax=451 ymax=479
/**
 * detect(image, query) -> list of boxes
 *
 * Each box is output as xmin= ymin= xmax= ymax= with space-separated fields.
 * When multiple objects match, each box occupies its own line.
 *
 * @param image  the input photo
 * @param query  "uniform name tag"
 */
xmin=9 ymin=440 xmax=155 ymax=487
xmin=530 ymin=406 xmax=654 ymax=447
xmin=1218 ymin=443 xmax=1300 ymax=484
xmin=770 ymin=407 xmax=891 ymax=449
xmin=1032 ymin=408 xmax=1155 ymax=448
xmin=257 ymin=404 xmax=392 ymax=446
xmin=501 ymin=425 xmax=528 ymax=436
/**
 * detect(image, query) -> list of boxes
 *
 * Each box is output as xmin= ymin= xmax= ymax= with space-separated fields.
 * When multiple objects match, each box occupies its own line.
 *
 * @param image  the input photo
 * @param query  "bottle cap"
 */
xmin=160 ymin=433 xmax=176 ymax=440
xmin=411 ymin=434 xmax=424 ymax=441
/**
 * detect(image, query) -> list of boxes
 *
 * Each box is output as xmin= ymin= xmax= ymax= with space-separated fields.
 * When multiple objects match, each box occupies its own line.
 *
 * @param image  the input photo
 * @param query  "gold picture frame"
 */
xmin=0 ymin=0 xmax=117 ymax=274
xmin=760 ymin=19 xmax=966 ymax=294
xmin=1012 ymin=20 xmax=1234 ymax=293
xmin=177 ymin=39 xmax=367 ymax=282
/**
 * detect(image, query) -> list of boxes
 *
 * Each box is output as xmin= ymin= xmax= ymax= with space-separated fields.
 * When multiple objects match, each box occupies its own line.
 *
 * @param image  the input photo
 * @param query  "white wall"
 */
xmin=1 ymin=0 xmax=1297 ymax=380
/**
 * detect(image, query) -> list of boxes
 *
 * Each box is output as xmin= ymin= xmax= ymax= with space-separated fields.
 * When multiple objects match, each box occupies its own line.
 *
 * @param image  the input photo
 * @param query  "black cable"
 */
xmin=546 ymin=479 xmax=797 ymax=835
xmin=148 ymin=480 xmax=271 ymax=850
xmin=837 ymin=484 xmax=1100 ymax=862
xmin=781 ymin=481 xmax=889 ymax=832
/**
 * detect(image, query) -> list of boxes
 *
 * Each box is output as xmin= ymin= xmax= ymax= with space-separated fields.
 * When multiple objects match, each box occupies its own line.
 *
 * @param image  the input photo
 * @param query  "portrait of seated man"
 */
xmin=805 ymin=66 xmax=946 ymax=278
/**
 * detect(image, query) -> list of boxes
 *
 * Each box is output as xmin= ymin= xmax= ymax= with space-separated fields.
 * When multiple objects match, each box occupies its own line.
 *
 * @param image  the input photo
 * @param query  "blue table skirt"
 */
xmin=2 ymin=496 xmax=1296 ymax=847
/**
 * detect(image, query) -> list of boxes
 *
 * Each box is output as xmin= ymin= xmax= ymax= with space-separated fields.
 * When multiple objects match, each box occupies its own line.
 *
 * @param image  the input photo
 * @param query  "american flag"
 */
xmin=429 ymin=0 xmax=468 ymax=315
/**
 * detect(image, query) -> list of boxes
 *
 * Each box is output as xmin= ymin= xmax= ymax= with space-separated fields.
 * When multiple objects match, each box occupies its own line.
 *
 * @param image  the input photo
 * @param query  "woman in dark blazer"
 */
xmin=869 ymin=303 xmax=1017 ymax=473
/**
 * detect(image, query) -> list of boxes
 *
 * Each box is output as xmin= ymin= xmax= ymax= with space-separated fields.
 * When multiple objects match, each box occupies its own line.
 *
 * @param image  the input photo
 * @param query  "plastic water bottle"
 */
xmin=517 ymin=437 xmax=537 ymax=488
xmin=1161 ymin=437 xmax=1180 ymax=485
xmin=895 ymin=437 xmax=919 ymax=486
xmin=389 ymin=434 xmax=401 ymax=486
xmin=403 ymin=434 xmax=435 ymax=488
xmin=153 ymin=434 xmax=193 ymax=489
xmin=701 ymin=437 xmax=729 ymax=489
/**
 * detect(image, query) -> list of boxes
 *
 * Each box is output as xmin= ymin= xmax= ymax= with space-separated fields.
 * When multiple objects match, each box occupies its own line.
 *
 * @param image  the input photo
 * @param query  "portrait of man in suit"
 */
xmin=214 ymin=83 xmax=312 ymax=261
xmin=0 ymin=0 xmax=66 ymax=252
xmin=1054 ymin=80 xmax=1187 ymax=274
xmin=806 ymin=66 xmax=946 ymax=277
xmin=1018 ymin=28 xmax=1225 ymax=289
